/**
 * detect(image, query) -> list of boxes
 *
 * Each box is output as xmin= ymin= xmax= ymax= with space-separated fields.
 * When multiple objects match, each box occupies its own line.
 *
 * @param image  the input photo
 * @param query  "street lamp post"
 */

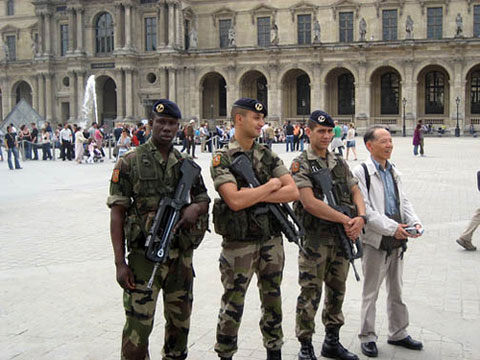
xmin=402 ymin=97 xmax=407 ymax=137
xmin=455 ymin=97 xmax=460 ymax=137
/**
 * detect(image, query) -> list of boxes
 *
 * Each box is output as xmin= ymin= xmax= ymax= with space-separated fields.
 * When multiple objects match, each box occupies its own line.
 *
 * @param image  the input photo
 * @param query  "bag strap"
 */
xmin=361 ymin=162 xmax=370 ymax=193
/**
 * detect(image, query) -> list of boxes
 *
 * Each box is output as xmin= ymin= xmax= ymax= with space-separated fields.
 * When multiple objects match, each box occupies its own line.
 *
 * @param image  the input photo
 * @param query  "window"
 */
xmin=219 ymin=77 xmax=227 ymax=117
xmin=184 ymin=19 xmax=190 ymax=49
xmin=219 ymin=19 xmax=232 ymax=48
xmin=382 ymin=9 xmax=397 ymax=41
xmin=7 ymin=0 xmax=14 ymax=16
xmin=338 ymin=73 xmax=355 ymax=115
xmin=298 ymin=14 xmax=311 ymax=45
xmin=257 ymin=17 xmax=270 ymax=47
xmin=145 ymin=17 xmax=157 ymax=51
xmin=339 ymin=12 xmax=354 ymax=43
xmin=381 ymin=72 xmax=400 ymax=114
xmin=297 ymin=74 xmax=310 ymax=115
xmin=427 ymin=7 xmax=442 ymax=39
xmin=95 ymin=12 xmax=114 ymax=55
xmin=471 ymin=71 xmax=480 ymax=114
xmin=60 ymin=24 xmax=69 ymax=56
xmin=5 ymin=35 xmax=16 ymax=61
xmin=474 ymin=6 xmax=480 ymax=37
xmin=425 ymin=71 xmax=445 ymax=114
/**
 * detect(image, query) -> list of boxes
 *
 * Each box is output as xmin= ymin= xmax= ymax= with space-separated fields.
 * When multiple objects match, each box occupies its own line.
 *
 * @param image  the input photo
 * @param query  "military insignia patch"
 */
xmin=291 ymin=161 xmax=300 ymax=174
xmin=255 ymin=103 xmax=263 ymax=111
xmin=156 ymin=103 xmax=164 ymax=113
xmin=212 ymin=154 xmax=221 ymax=167
xmin=112 ymin=169 xmax=120 ymax=183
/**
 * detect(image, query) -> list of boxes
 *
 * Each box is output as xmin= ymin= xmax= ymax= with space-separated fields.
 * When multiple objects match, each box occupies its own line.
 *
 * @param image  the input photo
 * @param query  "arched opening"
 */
xmin=201 ymin=72 xmax=227 ymax=121
xmin=13 ymin=81 xmax=33 ymax=106
xmin=239 ymin=71 xmax=268 ymax=108
xmin=281 ymin=69 xmax=310 ymax=120
xmin=96 ymin=76 xmax=117 ymax=124
xmin=417 ymin=65 xmax=450 ymax=125
xmin=465 ymin=65 xmax=480 ymax=131
xmin=370 ymin=67 xmax=402 ymax=126
xmin=325 ymin=68 xmax=355 ymax=121
xmin=95 ymin=12 xmax=114 ymax=55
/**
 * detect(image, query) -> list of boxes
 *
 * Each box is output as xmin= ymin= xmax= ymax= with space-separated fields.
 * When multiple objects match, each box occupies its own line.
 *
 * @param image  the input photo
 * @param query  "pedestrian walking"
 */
xmin=413 ymin=124 xmax=421 ymax=156
xmin=352 ymin=126 xmax=424 ymax=358
xmin=285 ymin=121 xmax=294 ymax=152
xmin=331 ymin=121 xmax=345 ymax=156
xmin=291 ymin=110 xmax=366 ymax=360
xmin=4 ymin=125 xmax=22 ymax=170
xmin=211 ymin=98 xmax=299 ymax=360
xmin=30 ymin=123 xmax=39 ymax=160
xmin=456 ymin=208 xmax=480 ymax=251
xmin=75 ymin=127 xmax=87 ymax=163
xmin=186 ymin=119 xmax=197 ymax=158
xmin=345 ymin=123 xmax=357 ymax=161
xmin=107 ymin=99 xmax=210 ymax=360
xmin=417 ymin=120 xmax=427 ymax=156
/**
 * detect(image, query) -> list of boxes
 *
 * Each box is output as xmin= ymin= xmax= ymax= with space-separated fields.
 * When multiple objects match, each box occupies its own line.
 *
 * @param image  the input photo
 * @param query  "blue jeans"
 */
xmin=7 ymin=147 xmax=21 ymax=169
xmin=413 ymin=145 xmax=419 ymax=156
xmin=299 ymin=139 xmax=304 ymax=152
xmin=23 ymin=141 xmax=32 ymax=159
xmin=286 ymin=135 xmax=294 ymax=152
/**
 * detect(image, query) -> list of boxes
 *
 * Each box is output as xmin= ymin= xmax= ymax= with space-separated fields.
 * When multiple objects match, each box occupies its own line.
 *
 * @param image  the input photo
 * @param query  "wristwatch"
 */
xmin=359 ymin=215 xmax=368 ymax=225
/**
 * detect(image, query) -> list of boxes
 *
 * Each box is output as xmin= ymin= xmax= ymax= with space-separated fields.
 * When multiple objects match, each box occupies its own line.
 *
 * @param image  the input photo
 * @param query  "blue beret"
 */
xmin=309 ymin=110 xmax=334 ymax=128
xmin=233 ymin=98 xmax=268 ymax=117
xmin=152 ymin=99 xmax=182 ymax=119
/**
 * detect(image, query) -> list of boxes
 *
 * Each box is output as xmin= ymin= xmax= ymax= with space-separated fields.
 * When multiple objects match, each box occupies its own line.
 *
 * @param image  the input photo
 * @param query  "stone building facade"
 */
xmin=1 ymin=0 xmax=480 ymax=133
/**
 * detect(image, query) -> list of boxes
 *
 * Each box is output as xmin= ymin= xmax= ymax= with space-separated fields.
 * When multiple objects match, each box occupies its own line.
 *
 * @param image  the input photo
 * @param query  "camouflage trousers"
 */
xmin=121 ymin=249 xmax=193 ymax=360
xmin=296 ymin=244 xmax=350 ymax=341
xmin=215 ymin=236 xmax=285 ymax=357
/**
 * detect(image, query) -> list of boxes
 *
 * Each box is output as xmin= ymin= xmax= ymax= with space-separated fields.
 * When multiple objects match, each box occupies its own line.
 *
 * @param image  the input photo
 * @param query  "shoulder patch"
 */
xmin=112 ymin=169 xmax=120 ymax=183
xmin=291 ymin=161 xmax=300 ymax=174
xmin=212 ymin=154 xmax=222 ymax=168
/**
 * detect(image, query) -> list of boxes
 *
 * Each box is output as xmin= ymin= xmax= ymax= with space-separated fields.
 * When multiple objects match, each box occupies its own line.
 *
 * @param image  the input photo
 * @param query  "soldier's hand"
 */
xmin=394 ymin=224 xmax=410 ymax=240
xmin=346 ymin=217 xmax=364 ymax=240
xmin=174 ymin=204 xmax=201 ymax=232
xmin=266 ymin=178 xmax=282 ymax=192
xmin=116 ymin=262 xmax=136 ymax=290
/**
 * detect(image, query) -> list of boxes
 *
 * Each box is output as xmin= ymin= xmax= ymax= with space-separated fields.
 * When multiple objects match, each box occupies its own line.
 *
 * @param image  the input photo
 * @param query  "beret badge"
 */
xmin=156 ymin=103 xmax=165 ymax=113
xmin=255 ymin=103 xmax=263 ymax=112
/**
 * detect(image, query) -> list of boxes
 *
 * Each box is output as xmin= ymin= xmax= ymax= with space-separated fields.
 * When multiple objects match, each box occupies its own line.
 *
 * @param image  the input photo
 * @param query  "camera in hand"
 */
xmin=405 ymin=226 xmax=423 ymax=236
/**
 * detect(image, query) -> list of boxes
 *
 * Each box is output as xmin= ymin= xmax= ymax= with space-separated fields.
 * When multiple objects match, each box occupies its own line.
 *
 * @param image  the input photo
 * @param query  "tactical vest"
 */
xmin=212 ymin=145 xmax=282 ymax=242
xmin=294 ymin=152 xmax=357 ymax=244
xmin=124 ymin=144 xmax=208 ymax=251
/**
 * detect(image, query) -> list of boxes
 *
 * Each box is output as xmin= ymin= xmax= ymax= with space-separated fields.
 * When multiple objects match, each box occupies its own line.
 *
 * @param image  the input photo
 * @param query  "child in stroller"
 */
xmin=85 ymin=139 xmax=104 ymax=163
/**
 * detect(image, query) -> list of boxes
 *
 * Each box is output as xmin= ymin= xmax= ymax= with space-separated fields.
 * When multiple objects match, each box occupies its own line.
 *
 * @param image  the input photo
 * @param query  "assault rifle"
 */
xmin=230 ymin=153 xmax=306 ymax=254
xmin=308 ymin=167 xmax=363 ymax=281
xmin=144 ymin=158 xmax=201 ymax=289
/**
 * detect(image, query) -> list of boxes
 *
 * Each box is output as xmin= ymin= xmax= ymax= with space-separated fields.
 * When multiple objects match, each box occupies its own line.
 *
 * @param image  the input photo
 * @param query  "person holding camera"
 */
xmin=352 ymin=126 xmax=424 ymax=358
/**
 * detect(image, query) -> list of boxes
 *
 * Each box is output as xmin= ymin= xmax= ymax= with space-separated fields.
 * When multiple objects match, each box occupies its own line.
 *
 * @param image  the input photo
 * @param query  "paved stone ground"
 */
xmin=1 ymin=137 xmax=479 ymax=360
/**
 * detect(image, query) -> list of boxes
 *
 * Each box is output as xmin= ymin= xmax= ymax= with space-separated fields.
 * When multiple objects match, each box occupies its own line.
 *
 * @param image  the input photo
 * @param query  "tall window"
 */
xmin=7 ymin=0 xmax=14 ymax=16
xmin=6 ymin=35 xmax=16 ymax=61
xmin=257 ymin=17 xmax=270 ymax=47
xmin=381 ymin=72 xmax=400 ymax=114
xmin=339 ymin=12 xmax=354 ymax=43
xmin=471 ymin=71 xmax=480 ymax=114
xmin=145 ymin=17 xmax=157 ymax=51
xmin=427 ymin=7 xmax=443 ymax=39
xmin=95 ymin=12 xmax=114 ymax=55
xmin=219 ymin=19 xmax=232 ymax=48
xmin=184 ymin=19 xmax=190 ymax=49
xmin=219 ymin=77 xmax=227 ymax=117
xmin=297 ymin=74 xmax=310 ymax=115
xmin=425 ymin=71 xmax=445 ymax=114
xmin=298 ymin=14 xmax=311 ymax=45
xmin=474 ymin=6 xmax=480 ymax=37
xmin=382 ymin=9 xmax=397 ymax=41
xmin=338 ymin=73 xmax=355 ymax=115
xmin=60 ymin=24 xmax=69 ymax=56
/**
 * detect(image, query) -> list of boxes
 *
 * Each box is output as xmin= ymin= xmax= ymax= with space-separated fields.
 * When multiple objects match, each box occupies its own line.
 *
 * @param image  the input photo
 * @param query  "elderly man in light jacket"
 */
xmin=352 ymin=126 xmax=424 ymax=358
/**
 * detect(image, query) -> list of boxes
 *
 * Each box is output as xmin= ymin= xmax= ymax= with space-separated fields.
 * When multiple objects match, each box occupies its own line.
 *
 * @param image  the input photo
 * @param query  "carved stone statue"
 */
xmin=359 ymin=18 xmax=367 ymax=41
xmin=228 ymin=24 xmax=236 ymax=47
xmin=270 ymin=22 xmax=279 ymax=45
xmin=31 ymin=37 xmax=39 ymax=56
xmin=313 ymin=19 xmax=321 ymax=43
xmin=406 ymin=15 xmax=414 ymax=39
xmin=189 ymin=26 xmax=198 ymax=49
xmin=455 ymin=13 xmax=464 ymax=37
xmin=2 ymin=42 xmax=10 ymax=61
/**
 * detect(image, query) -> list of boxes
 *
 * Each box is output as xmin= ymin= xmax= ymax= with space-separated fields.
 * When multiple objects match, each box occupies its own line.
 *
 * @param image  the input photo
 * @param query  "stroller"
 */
xmin=85 ymin=139 xmax=104 ymax=163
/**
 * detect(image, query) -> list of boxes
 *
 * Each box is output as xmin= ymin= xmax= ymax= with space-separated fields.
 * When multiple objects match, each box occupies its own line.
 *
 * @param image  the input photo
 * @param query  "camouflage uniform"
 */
xmin=211 ymin=138 xmax=289 ymax=358
xmin=291 ymin=147 xmax=358 ymax=341
xmin=107 ymin=139 xmax=210 ymax=360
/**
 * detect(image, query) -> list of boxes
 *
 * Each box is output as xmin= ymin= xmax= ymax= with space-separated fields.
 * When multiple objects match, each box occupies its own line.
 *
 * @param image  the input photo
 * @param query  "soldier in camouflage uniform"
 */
xmin=107 ymin=99 xmax=210 ymax=360
xmin=211 ymin=98 xmax=299 ymax=360
xmin=290 ymin=110 xmax=366 ymax=360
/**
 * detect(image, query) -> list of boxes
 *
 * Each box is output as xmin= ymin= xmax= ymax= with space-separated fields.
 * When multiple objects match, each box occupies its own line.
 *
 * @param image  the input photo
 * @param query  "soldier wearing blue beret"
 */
xmin=108 ymin=99 xmax=210 ymax=359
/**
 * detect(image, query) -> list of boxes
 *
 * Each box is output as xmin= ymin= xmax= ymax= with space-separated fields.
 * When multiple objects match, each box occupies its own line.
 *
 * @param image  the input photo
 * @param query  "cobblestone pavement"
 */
xmin=1 ymin=137 xmax=479 ymax=360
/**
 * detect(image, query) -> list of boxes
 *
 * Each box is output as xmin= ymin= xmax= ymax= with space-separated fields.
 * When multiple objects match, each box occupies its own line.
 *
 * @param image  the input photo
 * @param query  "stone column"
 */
xmin=45 ymin=74 xmax=53 ymax=122
xmin=125 ymin=69 xmax=133 ymax=118
xmin=38 ymin=74 xmax=45 ymax=118
xmin=311 ymin=63 xmax=322 ymax=111
xmin=77 ymin=71 xmax=85 ymax=120
xmin=114 ymin=4 xmax=123 ymax=50
xmin=402 ymin=60 xmax=416 ymax=127
xmin=176 ymin=3 xmax=182 ymax=48
xmin=67 ymin=8 xmax=75 ymax=53
xmin=167 ymin=2 xmax=175 ymax=47
xmin=69 ymin=72 xmax=78 ymax=120
xmin=45 ymin=13 xmax=52 ymax=55
xmin=157 ymin=4 xmax=165 ymax=47
xmin=268 ymin=64 xmax=281 ymax=121
xmin=451 ymin=59 xmax=465 ymax=131
xmin=356 ymin=61 xmax=369 ymax=124
xmin=38 ymin=13 xmax=45 ymax=55
xmin=1 ymin=78 xmax=11 ymax=119
xmin=125 ymin=4 xmax=132 ymax=50
xmin=32 ymin=75 xmax=39 ymax=112
xmin=76 ymin=8 xmax=84 ymax=53
xmin=116 ymin=70 xmax=125 ymax=120
xmin=168 ymin=67 xmax=176 ymax=101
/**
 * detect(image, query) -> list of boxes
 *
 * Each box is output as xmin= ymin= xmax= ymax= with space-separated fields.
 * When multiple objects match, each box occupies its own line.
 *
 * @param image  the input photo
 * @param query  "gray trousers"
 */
xmin=359 ymin=244 xmax=409 ymax=343
xmin=459 ymin=208 xmax=480 ymax=243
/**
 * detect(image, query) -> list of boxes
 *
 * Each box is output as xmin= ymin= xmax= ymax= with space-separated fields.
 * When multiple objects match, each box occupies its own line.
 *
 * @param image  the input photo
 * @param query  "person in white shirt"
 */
xmin=60 ymin=123 xmax=73 ymax=160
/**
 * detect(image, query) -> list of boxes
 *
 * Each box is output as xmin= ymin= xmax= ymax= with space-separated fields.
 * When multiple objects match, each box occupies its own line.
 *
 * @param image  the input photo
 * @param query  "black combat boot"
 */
xmin=267 ymin=349 xmax=281 ymax=360
xmin=298 ymin=339 xmax=317 ymax=360
xmin=321 ymin=328 xmax=359 ymax=360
